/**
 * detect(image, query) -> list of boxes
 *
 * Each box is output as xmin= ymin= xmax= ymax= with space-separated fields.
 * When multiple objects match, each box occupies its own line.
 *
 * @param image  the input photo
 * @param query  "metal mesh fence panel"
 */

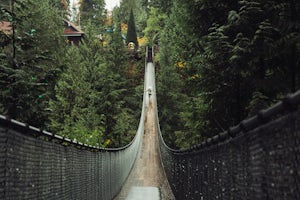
xmin=158 ymin=92 xmax=300 ymax=200
xmin=0 ymin=113 xmax=144 ymax=200
xmin=0 ymin=84 xmax=146 ymax=200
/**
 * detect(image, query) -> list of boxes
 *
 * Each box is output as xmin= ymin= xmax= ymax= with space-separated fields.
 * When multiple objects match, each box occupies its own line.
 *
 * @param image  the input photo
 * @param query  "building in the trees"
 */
xmin=63 ymin=19 xmax=84 ymax=45
xmin=1 ymin=20 xmax=84 ymax=46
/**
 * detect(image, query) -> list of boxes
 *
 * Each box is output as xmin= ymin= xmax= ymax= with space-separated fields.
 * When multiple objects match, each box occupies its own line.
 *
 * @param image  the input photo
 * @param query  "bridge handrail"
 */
xmin=157 ymin=88 xmax=300 ymax=199
xmin=160 ymin=90 xmax=300 ymax=154
xmin=0 ymin=105 xmax=143 ymax=152
xmin=0 ymin=59 xmax=148 ymax=200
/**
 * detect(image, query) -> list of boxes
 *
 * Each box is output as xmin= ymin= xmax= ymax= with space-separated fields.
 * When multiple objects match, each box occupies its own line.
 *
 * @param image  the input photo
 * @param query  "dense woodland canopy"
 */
xmin=0 ymin=0 xmax=143 ymax=147
xmin=154 ymin=0 xmax=300 ymax=148
xmin=1 ymin=0 xmax=299 ymax=149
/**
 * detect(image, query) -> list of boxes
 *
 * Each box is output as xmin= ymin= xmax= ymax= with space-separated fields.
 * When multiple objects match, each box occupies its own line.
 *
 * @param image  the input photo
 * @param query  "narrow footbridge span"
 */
xmin=114 ymin=49 xmax=174 ymax=200
xmin=1 ymin=47 xmax=300 ymax=200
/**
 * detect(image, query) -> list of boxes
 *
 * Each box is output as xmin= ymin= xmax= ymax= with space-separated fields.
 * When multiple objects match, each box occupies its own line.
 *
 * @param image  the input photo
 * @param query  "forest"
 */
xmin=1 ymin=0 xmax=299 ymax=149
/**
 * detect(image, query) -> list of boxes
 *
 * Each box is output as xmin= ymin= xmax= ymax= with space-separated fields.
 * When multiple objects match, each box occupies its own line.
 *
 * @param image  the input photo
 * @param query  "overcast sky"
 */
xmin=105 ymin=0 xmax=121 ymax=10
xmin=70 ymin=0 xmax=120 ymax=11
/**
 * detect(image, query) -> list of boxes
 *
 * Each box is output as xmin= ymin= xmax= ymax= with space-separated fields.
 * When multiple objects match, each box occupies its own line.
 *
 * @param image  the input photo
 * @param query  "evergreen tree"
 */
xmin=0 ymin=0 xmax=65 ymax=127
xmin=126 ymin=9 xmax=138 ymax=47
xmin=49 ymin=23 xmax=105 ymax=146
xmin=49 ymin=46 xmax=104 ymax=146
xmin=101 ymin=19 xmax=139 ymax=147
xmin=49 ymin=19 xmax=139 ymax=147
xmin=0 ymin=0 xmax=11 ymax=10
xmin=115 ymin=0 xmax=147 ymax=37
xmin=143 ymin=7 xmax=166 ymax=45
xmin=79 ymin=0 xmax=105 ymax=29
xmin=156 ymin=0 xmax=300 ymax=148
xmin=156 ymin=15 xmax=187 ymax=148
xmin=118 ymin=0 xmax=137 ymax=23
xmin=51 ymin=0 xmax=70 ymax=18
xmin=107 ymin=20 xmax=126 ymax=74
xmin=148 ymin=0 xmax=173 ymax=14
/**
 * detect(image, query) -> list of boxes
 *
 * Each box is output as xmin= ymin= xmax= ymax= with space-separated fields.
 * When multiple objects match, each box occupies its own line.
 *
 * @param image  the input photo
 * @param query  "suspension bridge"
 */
xmin=0 ymin=47 xmax=299 ymax=199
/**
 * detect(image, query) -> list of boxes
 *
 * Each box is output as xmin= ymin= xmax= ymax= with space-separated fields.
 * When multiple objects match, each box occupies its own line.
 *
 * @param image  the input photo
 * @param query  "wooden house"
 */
xmin=1 ymin=20 xmax=84 ymax=46
xmin=63 ymin=19 xmax=84 ymax=45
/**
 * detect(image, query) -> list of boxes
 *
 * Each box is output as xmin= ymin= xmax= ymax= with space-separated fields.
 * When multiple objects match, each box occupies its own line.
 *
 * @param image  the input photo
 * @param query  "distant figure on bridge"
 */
xmin=147 ymin=46 xmax=153 ymax=62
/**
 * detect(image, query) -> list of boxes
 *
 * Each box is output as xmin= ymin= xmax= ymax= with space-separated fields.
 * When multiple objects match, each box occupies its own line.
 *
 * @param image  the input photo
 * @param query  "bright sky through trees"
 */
xmin=105 ymin=0 xmax=120 ymax=10
xmin=70 ymin=0 xmax=120 ymax=11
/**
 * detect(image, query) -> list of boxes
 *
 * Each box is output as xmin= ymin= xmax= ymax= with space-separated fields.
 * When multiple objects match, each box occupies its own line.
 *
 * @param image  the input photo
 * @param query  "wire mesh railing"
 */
xmin=157 ymin=90 xmax=300 ymax=199
xmin=0 ymin=112 xmax=144 ymax=200
xmin=0 ymin=68 xmax=148 ymax=200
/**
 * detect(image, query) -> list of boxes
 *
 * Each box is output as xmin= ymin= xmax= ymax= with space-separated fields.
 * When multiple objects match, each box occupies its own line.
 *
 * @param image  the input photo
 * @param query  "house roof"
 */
xmin=63 ymin=19 xmax=84 ymax=36
xmin=0 ymin=21 xmax=12 ymax=35
xmin=0 ymin=20 xmax=84 ymax=37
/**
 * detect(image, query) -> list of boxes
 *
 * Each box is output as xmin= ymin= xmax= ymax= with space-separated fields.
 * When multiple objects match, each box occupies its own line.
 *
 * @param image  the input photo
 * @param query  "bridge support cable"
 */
xmin=157 ymin=89 xmax=300 ymax=199
xmin=0 ymin=67 xmax=148 ymax=199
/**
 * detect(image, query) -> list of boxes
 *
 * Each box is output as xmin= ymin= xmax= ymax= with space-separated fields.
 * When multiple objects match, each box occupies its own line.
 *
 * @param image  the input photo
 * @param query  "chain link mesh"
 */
xmin=0 ymin=85 xmax=146 ymax=200
xmin=158 ymin=100 xmax=300 ymax=200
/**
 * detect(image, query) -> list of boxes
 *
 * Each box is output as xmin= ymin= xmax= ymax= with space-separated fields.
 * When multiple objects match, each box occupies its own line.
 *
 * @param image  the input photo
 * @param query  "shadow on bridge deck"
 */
xmin=114 ymin=96 xmax=174 ymax=200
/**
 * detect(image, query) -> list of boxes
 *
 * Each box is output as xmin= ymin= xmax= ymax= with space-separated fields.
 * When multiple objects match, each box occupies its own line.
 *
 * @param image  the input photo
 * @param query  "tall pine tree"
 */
xmin=0 ymin=0 xmax=65 ymax=127
xmin=79 ymin=0 xmax=105 ymax=29
xmin=126 ymin=9 xmax=138 ymax=47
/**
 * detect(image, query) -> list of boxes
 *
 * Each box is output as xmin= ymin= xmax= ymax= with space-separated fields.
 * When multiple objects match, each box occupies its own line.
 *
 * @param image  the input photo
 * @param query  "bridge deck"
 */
xmin=125 ymin=187 xmax=160 ymax=200
xmin=114 ymin=63 xmax=174 ymax=200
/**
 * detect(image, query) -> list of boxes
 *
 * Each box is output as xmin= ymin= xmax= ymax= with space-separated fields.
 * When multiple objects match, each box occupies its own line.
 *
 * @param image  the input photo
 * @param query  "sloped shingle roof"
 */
xmin=0 ymin=20 xmax=84 ymax=37
xmin=63 ymin=19 xmax=84 ymax=36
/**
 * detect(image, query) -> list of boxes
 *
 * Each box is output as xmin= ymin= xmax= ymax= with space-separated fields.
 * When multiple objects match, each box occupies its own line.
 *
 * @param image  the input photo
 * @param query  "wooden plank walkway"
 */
xmin=114 ymin=99 xmax=175 ymax=200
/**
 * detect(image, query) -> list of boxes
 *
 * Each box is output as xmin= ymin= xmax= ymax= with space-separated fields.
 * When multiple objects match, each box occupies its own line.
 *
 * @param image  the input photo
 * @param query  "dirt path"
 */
xmin=114 ymin=99 xmax=174 ymax=200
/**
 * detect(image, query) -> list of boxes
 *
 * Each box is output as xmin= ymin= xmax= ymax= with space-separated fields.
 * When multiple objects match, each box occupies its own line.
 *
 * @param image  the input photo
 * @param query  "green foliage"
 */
xmin=148 ymin=0 xmax=173 ymax=14
xmin=106 ymin=20 xmax=126 ymax=74
xmin=143 ymin=7 xmax=166 ymax=45
xmin=156 ymin=0 xmax=300 ymax=149
xmin=50 ymin=0 xmax=70 ymax=17
xmin=156 ymin=18 xmax=187 ymax=148
xmin=79 ymin=0 xmax=105 ymax=29
xmin=116 ymin=0 xmax=137 ymax=23
xmin=49 ymin=19 xmax=139 ymax=147
xmin=175 ymin=95 xmax=208 ymax=149
xmin=112 ymin=108 xmax=136 ymax=146
xmin=0 ymin=0 xmax=142 ymax=148
xmin=0 ymin=0 xmax=65 ymax=127
xmin=49 ymin=42 xmax=105 ymax=146
xmin=2 ymin=0 xmax=298 ymax=150
xmin=115 ymin=0 xmax=147 ymax=37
